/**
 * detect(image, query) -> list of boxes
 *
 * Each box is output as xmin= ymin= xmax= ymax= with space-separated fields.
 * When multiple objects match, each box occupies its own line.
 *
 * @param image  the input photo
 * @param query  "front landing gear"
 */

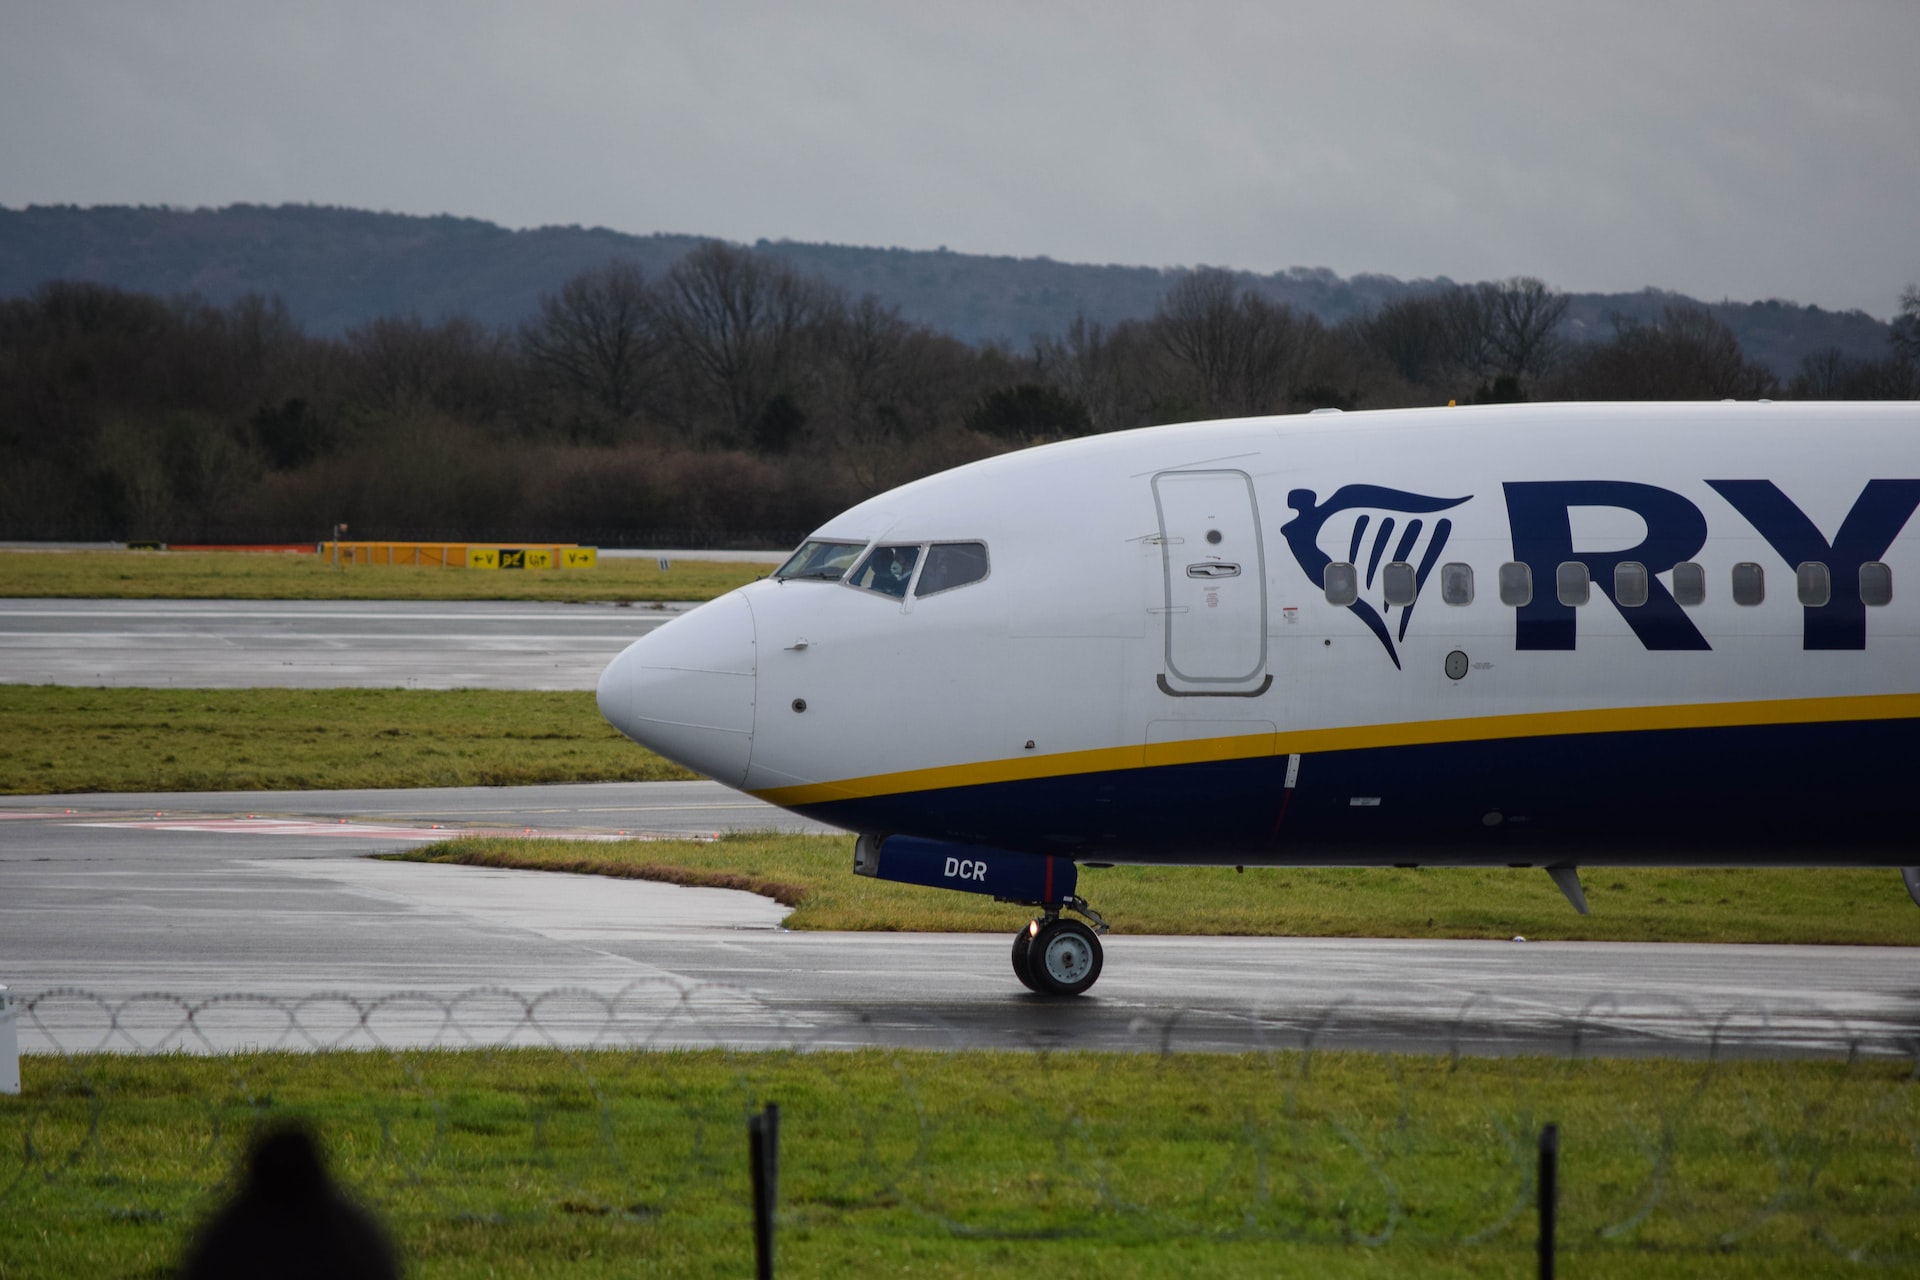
xmin=1010 ymin=896 xmax=1110 ymax=996
xmin=846 ymin=835 xmax=1109 ymax=995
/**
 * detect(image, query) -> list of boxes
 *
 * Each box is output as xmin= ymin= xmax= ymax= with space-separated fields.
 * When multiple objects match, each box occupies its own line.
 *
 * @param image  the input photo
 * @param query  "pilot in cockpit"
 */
xmin=875 ymin=546 xmax=919 ymax=597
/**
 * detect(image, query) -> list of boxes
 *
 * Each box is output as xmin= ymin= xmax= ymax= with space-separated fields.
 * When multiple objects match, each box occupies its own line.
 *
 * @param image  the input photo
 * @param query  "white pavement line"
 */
xmin=74 ymin=817 xmax=717 ymax=842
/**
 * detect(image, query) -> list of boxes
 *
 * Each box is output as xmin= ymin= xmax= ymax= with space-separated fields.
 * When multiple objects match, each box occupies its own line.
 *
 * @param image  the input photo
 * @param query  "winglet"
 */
xmin=1546 ymin=865 xmax=1589 ymax=915
xmin=1903 ymin=868 xmax=1920 ymax=910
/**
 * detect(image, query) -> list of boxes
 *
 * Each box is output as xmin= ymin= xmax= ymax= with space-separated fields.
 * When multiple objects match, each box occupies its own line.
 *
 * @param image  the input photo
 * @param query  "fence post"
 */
xmin=1 ymin=985 xmax=19 ymax=1095
xmin=748 ymin=1102 xmax=779 ymax=1279
xmin=1538 ymin=1122 xmax=1559 ymax=1280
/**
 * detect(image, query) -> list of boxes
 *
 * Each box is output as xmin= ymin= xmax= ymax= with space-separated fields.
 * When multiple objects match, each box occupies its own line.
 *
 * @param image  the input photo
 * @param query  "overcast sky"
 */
xmin=2 ymin=1 xmax=1914 ymax=316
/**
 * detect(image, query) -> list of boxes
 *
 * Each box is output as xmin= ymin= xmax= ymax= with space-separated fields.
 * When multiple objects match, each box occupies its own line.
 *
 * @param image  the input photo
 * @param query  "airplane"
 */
xmin=597 ymin=401 xmax=1920 ymax=996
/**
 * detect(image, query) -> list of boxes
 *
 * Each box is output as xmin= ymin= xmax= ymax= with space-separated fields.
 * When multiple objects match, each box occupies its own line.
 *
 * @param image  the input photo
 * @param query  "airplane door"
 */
xmin=1152 ymin=469 xmax=1271 ymax=696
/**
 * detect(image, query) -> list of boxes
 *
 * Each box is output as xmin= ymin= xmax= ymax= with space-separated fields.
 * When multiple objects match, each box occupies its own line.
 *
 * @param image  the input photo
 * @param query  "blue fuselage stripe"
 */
xmin=791 ymin=716 xmax=1919 ymax=867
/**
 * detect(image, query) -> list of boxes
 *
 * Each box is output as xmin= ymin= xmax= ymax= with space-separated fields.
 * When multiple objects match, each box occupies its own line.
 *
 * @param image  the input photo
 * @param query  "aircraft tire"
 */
xmin=1011 ymin=925 xmax=1043 ymax=992
xmin=1030 ymin=919 xmax=1103 ymax=997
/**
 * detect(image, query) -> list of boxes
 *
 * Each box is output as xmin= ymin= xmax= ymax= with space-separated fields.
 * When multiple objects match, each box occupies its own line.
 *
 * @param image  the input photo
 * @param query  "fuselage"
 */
xmin=598 ymin=402 xmax=1920 ymax=869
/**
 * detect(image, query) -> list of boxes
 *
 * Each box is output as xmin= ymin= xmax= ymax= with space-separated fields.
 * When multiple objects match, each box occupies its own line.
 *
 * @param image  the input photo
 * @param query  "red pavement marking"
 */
xmin=164 ymin=544 xmax=317 ymax=553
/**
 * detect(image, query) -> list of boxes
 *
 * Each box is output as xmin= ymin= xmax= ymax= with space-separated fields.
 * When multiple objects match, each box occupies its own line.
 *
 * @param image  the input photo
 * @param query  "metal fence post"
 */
xmin=748 ymin=1102 xmax=779 ymax=1279
xmin=1538 ymin=1122 xmax=1559 ymax=1280
xmin=1 ymin=985 xmax=19 ymax=1095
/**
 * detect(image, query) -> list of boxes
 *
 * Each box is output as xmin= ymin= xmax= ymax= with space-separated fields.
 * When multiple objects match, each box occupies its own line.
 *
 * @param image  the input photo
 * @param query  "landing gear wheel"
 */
xmin=1011 ymin=923 xmax=1042 ymax=992
xmin=1029 ymin=918 xmax=1103 ymax=996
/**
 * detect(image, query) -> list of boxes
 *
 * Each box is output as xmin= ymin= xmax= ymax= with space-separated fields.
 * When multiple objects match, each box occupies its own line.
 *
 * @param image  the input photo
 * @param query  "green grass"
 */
xmin=0 ymin=686 xmax=692 ymax=793
xmin=0 ymin=549 xmax=775 ymax=601
xmin=4 ymin=1048 xmax=1915 ymax=1278
xmin=394 ymin=833 xmax=1920 ymax=946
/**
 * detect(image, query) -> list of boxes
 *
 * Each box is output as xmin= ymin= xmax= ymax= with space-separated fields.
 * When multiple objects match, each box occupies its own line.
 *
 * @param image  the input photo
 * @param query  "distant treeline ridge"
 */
xmin=1 ymin=246 xmax=1914 ymax=544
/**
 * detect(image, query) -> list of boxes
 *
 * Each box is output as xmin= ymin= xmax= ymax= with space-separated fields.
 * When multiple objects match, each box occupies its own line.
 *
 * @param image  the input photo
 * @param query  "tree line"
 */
xmin=2 ymin=244 xmax=1915 ymax=544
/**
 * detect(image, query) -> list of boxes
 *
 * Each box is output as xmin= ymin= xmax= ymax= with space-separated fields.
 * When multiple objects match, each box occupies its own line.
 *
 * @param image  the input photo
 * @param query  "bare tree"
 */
xmin=1892 ymin=284 xmax=1920 ymax=366
xmin=1152 ymin=269 xmax=1312 ymax=417
xmin=653 ymin=242 xmax=832 ymax=443
xmin=1546 ymin=305 xmax=1776 ymax=400
xmin=1788 ymin=345 xmax=1919 ymax=400
xmin=1449 ymin=277 xmax=1570 ymax=388
xmin=520 ymin=260 xmax=657 ymax=420
xmin=1794 ymin=346 xmax=1852 ymax=399
xmin=1485 ymin=276 xmax=1570 ymax=380
xmin=1359 ymin=293 xmax=1457 ymax=387
xmin=820 ymin=295 xmax=914 ymax=424
xmin=1034 ymin=316 xmax=1173 ymax=433
xmin=219 ymin=294 xmax=305 ymax=407
xmin=349 ymin=315 xmax=514 ymax=419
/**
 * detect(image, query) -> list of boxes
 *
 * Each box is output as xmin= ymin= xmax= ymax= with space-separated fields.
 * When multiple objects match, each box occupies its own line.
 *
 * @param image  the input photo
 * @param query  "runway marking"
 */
xmin=473 ymin=804 xmax=785 ymax=814
xmin=77 ymin=817 xmax=717 ymax=842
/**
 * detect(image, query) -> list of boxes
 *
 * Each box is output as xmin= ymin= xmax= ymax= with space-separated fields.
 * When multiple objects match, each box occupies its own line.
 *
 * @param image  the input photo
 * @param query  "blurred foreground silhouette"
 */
xmin=182 ymin=1123 xmax=399 ymax=1279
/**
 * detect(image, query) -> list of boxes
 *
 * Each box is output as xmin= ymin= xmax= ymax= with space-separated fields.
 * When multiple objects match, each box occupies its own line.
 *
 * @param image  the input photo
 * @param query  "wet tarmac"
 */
xmin=5 ymin=783 xmax=1916 ymax=1060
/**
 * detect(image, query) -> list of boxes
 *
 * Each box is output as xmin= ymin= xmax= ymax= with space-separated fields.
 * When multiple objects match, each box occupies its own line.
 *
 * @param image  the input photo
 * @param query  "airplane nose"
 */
xmin=597 ymin=591 xmax=756 ymax=788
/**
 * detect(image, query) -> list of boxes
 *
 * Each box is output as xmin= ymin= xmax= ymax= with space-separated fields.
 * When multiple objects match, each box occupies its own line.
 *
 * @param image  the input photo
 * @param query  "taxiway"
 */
xmin=0 ymin=598 xmax=680 ymax=689
xmin=5 ymin=783 xmax=1915 ymax=1060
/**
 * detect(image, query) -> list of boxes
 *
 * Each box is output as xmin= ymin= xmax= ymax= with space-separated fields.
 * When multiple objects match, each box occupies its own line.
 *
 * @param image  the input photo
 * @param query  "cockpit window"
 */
xmin=851 ymin=544 xmax=921 ymax=598
xmin=915 ymin=542 xmax=990 ymax=597
xmin=774 ymin=538 xmax=865 ymax=582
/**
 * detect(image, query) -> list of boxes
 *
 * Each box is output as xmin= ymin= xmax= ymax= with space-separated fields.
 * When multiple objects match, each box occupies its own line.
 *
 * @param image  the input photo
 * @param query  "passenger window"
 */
xmin=1324 ymin=562 xmax=1358 ymax=606
xmin=1382 ymin=561 xmax=1417 ymax=607
xmin=1795 ymin=561 xmax=1831 ymax=608
xmin=1860 ymin=561 xmax=1893 ymax=607
xmin=851 ymin=544 xmax=922 ymax=598
xmin=1614 ymin=561 xmax=1649 ymax=608
xmin=1556 ymin=561 xmax=1590 ymax=607
xmin=1671 ymin=561 xmax=1706 ymax=606
xmin=1498 ymin=562 xmax=1532 ymax=607
xmin=1440 ymin=562 xmax=1474 ymax=605
xmin=915 ymin=542 xmax=990 ymax=597
xmin=1731 ymin=561 xmax=1765 ymax=606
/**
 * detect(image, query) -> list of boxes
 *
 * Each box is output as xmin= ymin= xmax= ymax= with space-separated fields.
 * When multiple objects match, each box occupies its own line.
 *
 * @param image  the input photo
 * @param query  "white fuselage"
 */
xmin=599 ymin=402 xmax=1920 ymax=868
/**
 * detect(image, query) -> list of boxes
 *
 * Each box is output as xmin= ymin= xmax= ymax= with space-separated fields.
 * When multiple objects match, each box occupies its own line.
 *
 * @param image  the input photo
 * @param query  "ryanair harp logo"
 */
xmin=1281 ymin=485 xmax=1472 ymax=669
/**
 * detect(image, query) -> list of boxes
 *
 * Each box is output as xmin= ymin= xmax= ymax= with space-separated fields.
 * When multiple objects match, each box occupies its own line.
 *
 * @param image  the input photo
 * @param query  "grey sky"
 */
xmin=2 ymin=1 xmax=1915 ymax=316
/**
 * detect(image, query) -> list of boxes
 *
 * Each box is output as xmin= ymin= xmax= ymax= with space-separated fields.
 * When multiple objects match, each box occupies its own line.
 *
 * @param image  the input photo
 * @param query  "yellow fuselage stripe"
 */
xmin=750 ymin=692 xmax=1920 ymax=808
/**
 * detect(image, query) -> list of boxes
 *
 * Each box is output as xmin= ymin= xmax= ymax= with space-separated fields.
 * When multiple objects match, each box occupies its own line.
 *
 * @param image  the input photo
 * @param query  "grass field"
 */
xmin=394 ymin=833 xmax=1920 ymax=946
xmin=0 ymin=549 xmax=775 ymax=601
xmin=5 ymin=1048 xmax=1914 ymax=1278
xmin=0 ymin=686 xmax=692 ymax=793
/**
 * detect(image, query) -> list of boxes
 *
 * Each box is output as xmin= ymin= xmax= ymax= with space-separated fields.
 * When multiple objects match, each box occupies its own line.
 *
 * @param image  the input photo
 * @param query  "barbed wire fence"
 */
xmin=4 ymin=981 xmax=1919 ymax=1271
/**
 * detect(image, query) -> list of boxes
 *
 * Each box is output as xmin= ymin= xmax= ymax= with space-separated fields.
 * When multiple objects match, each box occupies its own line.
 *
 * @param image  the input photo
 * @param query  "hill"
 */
xmin=0 ymin=203 xmax=1896 ymax=376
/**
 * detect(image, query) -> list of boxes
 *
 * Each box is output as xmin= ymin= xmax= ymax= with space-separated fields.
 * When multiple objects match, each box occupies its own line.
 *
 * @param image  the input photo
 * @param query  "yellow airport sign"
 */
xmin=463 ymin=545 xmax=593 ymax=570
xmin=318 ymin=542 xmax=595 ymax=570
